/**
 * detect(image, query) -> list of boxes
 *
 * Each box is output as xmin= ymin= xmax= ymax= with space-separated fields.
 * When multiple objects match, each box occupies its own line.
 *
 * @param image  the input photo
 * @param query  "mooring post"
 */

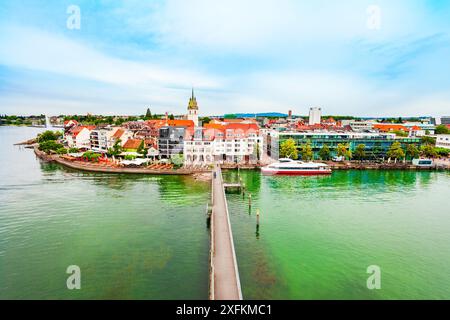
xmin=256 ymin=208 xmax=260 ymax=226
xmin=248 ymin=193 xmax=252 ymax=208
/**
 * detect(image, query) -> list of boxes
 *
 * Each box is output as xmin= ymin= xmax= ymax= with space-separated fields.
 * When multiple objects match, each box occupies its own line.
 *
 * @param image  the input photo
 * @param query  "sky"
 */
xmin=1 ymin=0 xmax=450 ymax=117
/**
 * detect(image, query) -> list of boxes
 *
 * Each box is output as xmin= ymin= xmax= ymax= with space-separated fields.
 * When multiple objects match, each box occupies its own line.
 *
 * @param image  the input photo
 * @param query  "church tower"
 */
xmin=187 ymin=88 xmax=199 ymax=126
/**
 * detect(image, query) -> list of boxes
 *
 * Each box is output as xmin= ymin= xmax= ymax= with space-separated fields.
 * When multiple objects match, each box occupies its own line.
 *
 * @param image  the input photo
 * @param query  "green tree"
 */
xmin=280 ymin=138 xmax=298 ymax=159
xmin=171 ymin=154 xmax=184 ymax=168
xmin=37 ymin=130 xmax=61 ymax=143
xmin=354 ymin=144 xmax=366 ymax=161
xmin=406 ymin=144 xmax=420 ymax=160
xmin=38 ymin=140 xmax=63 ymax=153
xmin=435 ymin=147 xmax=449 ymax=157
xmin=200 ymin=117 xmax=211 ymax=124
xmin=83 ymin=151 xmax=102 ymax=162
xmin=137 ymin=140 xmax=148 ymax=157
xmin=56 ymin=147 xmax=68 ymax=155
xmin=392 ymin=130 xmax=408 ymax=137
xmin=435 ymin=125 xmax=450 ymax=134
xmin=107 ymin=139 xmax=123 ymax=157
xmin=68 ymin=147 xmax=79 ymax=153
xmin=387 ymin=141 xmax=405 ymax=161
xmin=318 ymin=144 xmax=331 ymax=161
xmin=145 ymin=108 xmax=152 ymax=120
xmin=169 ymin=114 xmax=175 ymax=120
xmin=337 ymin=143 xmax=352 ymax=160
xmin=420 ymin=145 xmax=438 ymax=158
xmin=300 ymin=141 xmax=313 ymax=161
xmin=421 ymin=136 xmax=436 ymax=146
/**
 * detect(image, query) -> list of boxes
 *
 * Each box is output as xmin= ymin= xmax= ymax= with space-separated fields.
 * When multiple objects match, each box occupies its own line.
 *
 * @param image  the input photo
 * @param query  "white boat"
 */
xmin=261 ymin=158 xmax=332 ymax=176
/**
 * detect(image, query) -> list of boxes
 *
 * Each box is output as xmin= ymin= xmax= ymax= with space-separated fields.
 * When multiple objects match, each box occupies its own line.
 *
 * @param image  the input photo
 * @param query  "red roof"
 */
xmin=167 ymin=120 xmax=195 ymax=127
xmin=70 ymin=125 xmax=95 ymax=137
xmin=123 ymin=139 xmax=143 ymax=150
xmin=373 ymin=124 xmax=407 ymax=132
xmin=112 ymin=129 xmax=125 ymax=139
xmin=64 ymin=120 xmax=78 ymax=126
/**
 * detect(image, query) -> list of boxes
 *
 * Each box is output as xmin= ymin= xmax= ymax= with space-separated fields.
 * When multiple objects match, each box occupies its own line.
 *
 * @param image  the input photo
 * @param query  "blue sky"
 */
xmin=1 ymin=0 xmax=450 ymax=116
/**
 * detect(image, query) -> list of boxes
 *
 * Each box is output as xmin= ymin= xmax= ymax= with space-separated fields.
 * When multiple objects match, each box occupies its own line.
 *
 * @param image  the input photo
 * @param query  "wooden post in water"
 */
xmin=248 ymin=193 xmax=252 ymax=208
xmin=256 ymin=208 xmax=260 ymax=225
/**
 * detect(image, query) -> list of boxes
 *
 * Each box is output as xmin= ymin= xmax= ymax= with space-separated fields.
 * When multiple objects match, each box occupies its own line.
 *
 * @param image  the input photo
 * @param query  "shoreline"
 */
xmin=31 ymin=145 xmax=449 ymax=175
xmin=33 ymin=146 xmax=208 ymax=175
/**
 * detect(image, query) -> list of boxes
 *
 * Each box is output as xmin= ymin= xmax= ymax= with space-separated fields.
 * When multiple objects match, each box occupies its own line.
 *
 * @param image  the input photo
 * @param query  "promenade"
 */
xmin=210 ymin=164 xmax=243 ymax=300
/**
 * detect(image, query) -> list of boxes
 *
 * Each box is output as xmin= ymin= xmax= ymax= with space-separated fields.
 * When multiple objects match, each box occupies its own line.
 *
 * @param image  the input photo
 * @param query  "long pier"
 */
xmin=209 ymin=164 xmax=243 ymax=300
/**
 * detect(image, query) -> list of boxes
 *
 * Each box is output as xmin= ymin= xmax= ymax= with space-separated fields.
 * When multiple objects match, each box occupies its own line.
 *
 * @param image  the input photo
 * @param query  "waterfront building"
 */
xmin=123 ymin=139 xmax=144 ymax=153
xmin=90 ymin=127 xmax=120 ymax=153
xmin=186 ymin=89 xmax=199 ymax=127
xmin=183 ymin=127 xmax=214 ymax=164
xmin=204 ymin=121 xmax=262 ymax=163
xmin=65 ymin=125 xmax=96 ymax=150
xmin=158 ymin=125 xmax=191 ymax=159
xmin=263 ymin=130 xmax=421 ymax=160
xmin=436 ymin=135 xmax=450 ymax=150
xmin=110 ymin=128 xmax=134 ymax=147
xmin=308 ymin=107 xmax=322 ymax=125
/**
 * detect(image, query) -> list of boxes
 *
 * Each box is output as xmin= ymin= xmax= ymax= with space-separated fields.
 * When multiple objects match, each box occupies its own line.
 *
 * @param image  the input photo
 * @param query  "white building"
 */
xmin=436 ymin=135 xmax=450 ymax=150
xmin=348 ymin=120 xmax=374 ymax=132
xmin=184 ymin=128 xmax=214 ymax=165
xmin=65 ymin=126 xmax=95 ymax=150
xmin=90 ymin=127 xmax=121 ymax=153
xmin=309 ymin=107 xmax=322 ymax=125
xmin=183 ymin=122 xmax=262 ymax=165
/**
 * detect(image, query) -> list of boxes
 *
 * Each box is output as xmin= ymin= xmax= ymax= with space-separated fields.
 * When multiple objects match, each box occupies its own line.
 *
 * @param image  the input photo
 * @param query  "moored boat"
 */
xmin=261 ymin=158 xmax=332 ymax=175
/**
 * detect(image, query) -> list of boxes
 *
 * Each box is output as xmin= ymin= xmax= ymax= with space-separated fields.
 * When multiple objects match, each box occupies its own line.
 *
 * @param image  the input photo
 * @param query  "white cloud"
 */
xmin=0 ymin=25 xmax=222 ymax=89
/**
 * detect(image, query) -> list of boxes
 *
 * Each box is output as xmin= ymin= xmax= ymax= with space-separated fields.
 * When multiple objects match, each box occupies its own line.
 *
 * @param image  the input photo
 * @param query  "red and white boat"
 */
xmin=261 ymin=158 xmax=332 ymax=176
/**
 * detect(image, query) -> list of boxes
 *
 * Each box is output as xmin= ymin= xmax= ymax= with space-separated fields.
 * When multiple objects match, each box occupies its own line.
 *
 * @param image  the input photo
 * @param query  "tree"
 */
xmin=38 ymin=140 xmax=63 ymax=153
xmin=37 ymin=130 xmax=61 ymax=143
xmin=435 ymin=125 xmax=450 ymax=134
xmin=354 ymin=144 xmax=366 ymax=161
xmin=392 ymin=130 xmax=408 ymax=137
xmin=318 ymin=144 xmax=331 ymax=161
xmin=145 ymin=108 xmax=152 ymax=120
xmin=406 ymin=144 xmax=420 ymax=160
xmin=253 ymin=141 xmax=261 ymax=162
xmin=68 ymin=147 xmax=79 ymax=154
xmin=83 ymin=151 xmax=102 ymax=162
xmin=280 ymin=138 xmax=298 ymax=159
xmin=421 ymin=136 xmax=436 ymax=146
xmin=420 ymin=145 xmax=438 ymax=158
xmin=337 ymin=143 xmax=352 ymax=160
xmin=171 ymin=154 xmax=184 ymax=167
xmin=169 ymin=114 xmax=175 ymax=120
xmin=107 ymin=139 xmax=123 ymax=157
xmin=137 ymin=140 xmax=148 ymax=157
xmin=435 ymin=147 xmax=449 ymax=157
xmin=200 ymin=117 xmax=211 ymax=124
xmin=300 ymin=141 xmax=313 ymax=161
xmin=387 ymin=141 xmax=405 ymax=162
xmin=56 ymin=147 xmax=68 ymax=155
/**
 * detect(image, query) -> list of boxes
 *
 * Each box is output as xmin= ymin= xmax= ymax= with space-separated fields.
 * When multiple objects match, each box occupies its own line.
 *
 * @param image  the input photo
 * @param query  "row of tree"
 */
xmin=279 ymin=138 xmax=449 ymax=162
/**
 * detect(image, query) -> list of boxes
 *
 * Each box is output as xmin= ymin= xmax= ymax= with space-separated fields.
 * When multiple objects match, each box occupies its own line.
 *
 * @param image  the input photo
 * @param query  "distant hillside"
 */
xmin=225 ymin=112 xmax=289 ymax=118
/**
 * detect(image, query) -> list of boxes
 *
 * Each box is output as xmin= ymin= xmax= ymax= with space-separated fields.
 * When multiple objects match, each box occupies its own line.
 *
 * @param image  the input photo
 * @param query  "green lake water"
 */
xmin=1 ymin=126 xmax=450 ymax=299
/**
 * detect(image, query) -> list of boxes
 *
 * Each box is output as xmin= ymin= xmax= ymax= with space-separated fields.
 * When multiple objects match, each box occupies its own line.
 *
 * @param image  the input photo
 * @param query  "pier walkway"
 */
xmin=209 ymin=164 xmax=243 ymax=300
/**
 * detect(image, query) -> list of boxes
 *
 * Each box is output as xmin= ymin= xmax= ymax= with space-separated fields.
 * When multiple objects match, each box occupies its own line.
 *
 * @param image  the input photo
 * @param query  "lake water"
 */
xmin=1 ymin=126 xmax=450 ymax=299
